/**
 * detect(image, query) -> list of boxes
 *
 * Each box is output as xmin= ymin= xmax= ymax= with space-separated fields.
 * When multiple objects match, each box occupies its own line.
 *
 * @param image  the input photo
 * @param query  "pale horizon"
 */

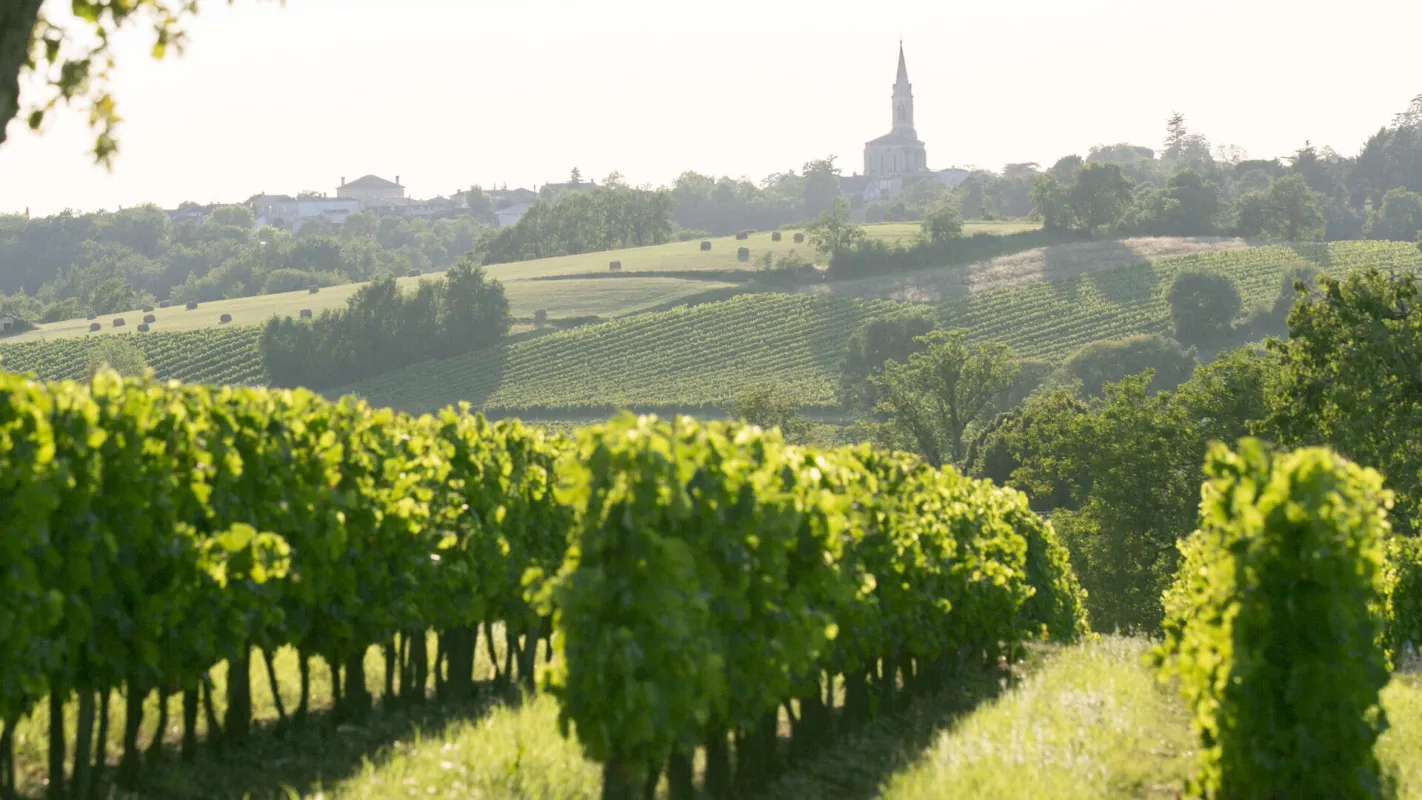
xmin=2 ymin=0 xmax=1418 ymax=217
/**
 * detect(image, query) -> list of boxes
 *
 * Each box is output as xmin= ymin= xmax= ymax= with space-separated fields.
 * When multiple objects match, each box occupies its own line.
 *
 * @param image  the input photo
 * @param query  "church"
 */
xmin=852 ymin=45 xmax=968 ymax=203
xmin=864 ymin=44 xmax=928 ymax=178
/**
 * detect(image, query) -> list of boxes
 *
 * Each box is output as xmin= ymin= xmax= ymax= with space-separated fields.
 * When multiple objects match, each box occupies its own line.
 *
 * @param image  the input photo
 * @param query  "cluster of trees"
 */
xmin=260 ymin=258 xmax=510 ymax=390
xmin=0 ymin=204 xmax=486 ymax=325
xmin=670 ymin=157 xmax=844 ymax=235
xmin=479 ymin=180 xmax=675 ymax=264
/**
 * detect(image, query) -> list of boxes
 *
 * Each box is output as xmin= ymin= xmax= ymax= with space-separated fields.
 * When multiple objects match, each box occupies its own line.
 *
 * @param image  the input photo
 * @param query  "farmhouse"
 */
xmin=337 ymin=174 xmax=406 ymax=204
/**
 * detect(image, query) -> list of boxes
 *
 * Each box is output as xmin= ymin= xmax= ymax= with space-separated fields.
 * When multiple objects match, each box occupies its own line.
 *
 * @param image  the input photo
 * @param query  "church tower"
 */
xmin=864 ymin=43 xmax=928 ymax=178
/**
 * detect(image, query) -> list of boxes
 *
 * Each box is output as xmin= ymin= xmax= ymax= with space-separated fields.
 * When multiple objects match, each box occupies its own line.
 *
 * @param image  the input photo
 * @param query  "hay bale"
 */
xmin=112 ymin=318 xmax=126 ymax=327
xmin=407 ymin=269 xmax=421 ymax=278
xmin=609 ymin=260 xmax=622 ymax=272
xmin=299 ymin=308 xmax=313 ymax=319
xmin=793 ymin=232 xmax=805 ymax=243
xmin=735 ymin=230 xmax=750 ymax=240
xmin=142 ymin=305 xmax=154 ymax=313
xmin=308 ymin=285 xmax=320 ymax=294
xmin=219 ymin=313 xmax=233 ymax=324
xmin=185 ymin=301 xmax=199 ymax=311
xmin=771 ymin=231 xmax=782 ymax=242
xmin=143 ymin=314 xmax=156 ymax=324
xmin=534 ymin=309 xmax=548 ymax=324
xmin=159 ymin=300 xmax=170 ymax=309
xmin=137 ymin=323 xmax=150 ymax=332
xmin=700 ymin=240 xmax=712 ymax=251
xmin=737 ymin=247 xmax=751 ymax=262
xmin=89 ymin=322 xmax=101 ymax=332
xmin=86 ymin=313 xmax=97 ymax=321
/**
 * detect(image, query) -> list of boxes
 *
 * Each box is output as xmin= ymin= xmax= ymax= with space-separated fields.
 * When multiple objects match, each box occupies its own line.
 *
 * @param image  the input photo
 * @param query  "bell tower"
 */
xmin=892 ymin=42 xmax=915 ymax=135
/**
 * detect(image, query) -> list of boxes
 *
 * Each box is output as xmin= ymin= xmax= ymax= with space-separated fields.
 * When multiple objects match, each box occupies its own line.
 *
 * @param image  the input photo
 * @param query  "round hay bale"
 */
xmin=407 ymin=269 xmax=421 ymax=278
xmin=737 ymin=247 xmax=751 ymax=262
xmin=700 ymin=240 xmax=712 ymax=251
xmin=86 ymin=313 xmax=97 ymax=321
xmin=771 ymin=231 xmax=782 ymax=242
xmin=143 ymin=314 xmax=156 ymax=324
xmin=112 ymin=318 xmax=126 ymax=327
xmin=142 ymin=305 xmax=154 ymax=313
xmin=89 ymin=322 xmax=101 ymax=332
xmin=735 ymin=231 xmax=750 ymax=240
xmin=185 ymin=301 xmax=199 ymax=311
xmin=219 ymin=313 xmax=233 ymax=324
xmin=299 ymin=308 xmax=313 ymax=319
xmin=137 ymin=323 xmax=150 ymax=332
xmin=609 ymin=260 xmax=622 ymax=271
xmin=159 ymin=300 xmax=171 ymax=309
xmin=308 ymin=285 xmax=320 ymax=294
xmin=793 ymin=232 xmax=805 ymax=243
xmin=534 ymin=308 xmax=548 ymax=324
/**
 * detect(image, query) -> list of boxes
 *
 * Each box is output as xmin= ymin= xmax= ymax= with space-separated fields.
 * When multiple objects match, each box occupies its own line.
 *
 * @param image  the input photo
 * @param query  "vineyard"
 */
xmin=342 ymin=241 xmax=1422 ymax=414
xmin=0 ymin=370 xmax=1084 ymax=799
xmin=0 ymin=326 xmax=266 ymax=385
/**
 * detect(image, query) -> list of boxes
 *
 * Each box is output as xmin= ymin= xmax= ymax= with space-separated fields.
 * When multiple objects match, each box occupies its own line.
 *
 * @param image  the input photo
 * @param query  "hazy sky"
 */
xmin=3 ymin=0 xmax=1419 ymax=216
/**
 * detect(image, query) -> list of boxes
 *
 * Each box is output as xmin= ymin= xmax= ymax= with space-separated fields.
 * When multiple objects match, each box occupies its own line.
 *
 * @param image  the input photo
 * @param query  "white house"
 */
xmin=496 ymin=201 xmax=534 ymax=228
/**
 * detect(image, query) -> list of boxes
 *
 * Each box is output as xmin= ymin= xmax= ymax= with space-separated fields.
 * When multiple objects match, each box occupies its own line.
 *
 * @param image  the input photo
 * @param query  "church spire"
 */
xmin=891 ymin=43 xmax=915 ymax=134
xmin=896 ymin=41 xmax=910 ymax=87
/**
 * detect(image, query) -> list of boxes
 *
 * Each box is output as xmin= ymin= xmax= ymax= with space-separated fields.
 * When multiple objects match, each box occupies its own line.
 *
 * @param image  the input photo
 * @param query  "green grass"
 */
xmin=338 ymin=241 xmax=1422 ymax=415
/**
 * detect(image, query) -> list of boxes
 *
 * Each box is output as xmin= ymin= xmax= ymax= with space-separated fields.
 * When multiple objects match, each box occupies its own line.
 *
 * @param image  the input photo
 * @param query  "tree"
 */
xmin=1067 ymin=162 xmax=1134 ymax=238
xmin=209 ymin=204 xmax=255 ymax=229
xmin=921 ymin=201 xmax=963 ymax=246
xmin=1030 ymin=175 xmax=1072 ymax=230
xmin=1232 ymin=190 xmax=1270 ymax=237
xmin=1167 ymin=271 xmax=1242 ymax=346
xmin=1125 ymin=169 xmax=1221 ymax=236
xmin=3 ymin=1 xmax=251 ymax=164
xmin=838 ymin=309 xmax=936 ymax=412
xmin=1262 ymin=174 xmax=1326 ymax=240
xmin=1056 ymin=334 xmax=1198 ymax=397
xmin=804 ymin=197 xmax=864 ymax=260
xmin=1366 ymin=188 xmax=1422 ymax=242
xmin=871 ymin=329 xmax=1019 ymax=467
xmin=569 ymin=167 xmax=583 ymax=185
xmin=801 ymin=156 xmax=842 ymax=218
xmin=725 ymin=382 xmax=814 ymax=444
xmin=85 ymin=337 xmax=147 ymax=378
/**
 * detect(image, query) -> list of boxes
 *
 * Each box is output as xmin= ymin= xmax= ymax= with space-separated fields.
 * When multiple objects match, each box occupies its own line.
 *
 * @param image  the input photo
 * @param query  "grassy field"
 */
xmin=339 ymin=241 xmax=1422 ymax=415
xmin=16 ymin=636 xmax=1422 ymax=798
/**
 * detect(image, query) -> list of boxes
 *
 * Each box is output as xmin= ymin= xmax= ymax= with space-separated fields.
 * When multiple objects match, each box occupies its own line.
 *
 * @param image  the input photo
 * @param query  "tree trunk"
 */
xmin=200 ymin=674 xmax=222 ymax=752
xmin=397 ymin=632 xmax=411 ymax=700
xmin=440 ymin=626 xmax=475 ymax=701
xmin=72 ymin=689 xmax=95 ymax=800
xmin=0 ymin=1 xmax=46 ymax=150
xmin=296 ymin=649 xmax=311 ymax=723
xmin=145 ymin=688 xmax=168 ymax=764
xmin=90 ymin=688 xmax=111 ymax=798
xmin=791 ymin=675 xmax=830 ymax=760
xmin=263 ymin=648 xmax=287 ymax=725
xmin=843 ymin=668 xmax=870 ymax=728
xmin=483 ymin=620 xmax=500 ymax=682
xmin=225 ymin=646 xmax=252 ymax=743
xmin=343 ymin=649 xmax=370 ymax=717
xmin=116 ymin=678 xmax=143 ymax=791
xmin=409 ymin=630 xmax=429 ymax=703
xmin=327 ymin=653 xmax=342 ymax=709
xmin=501 ymin=627 xmax=516 ymax=687
xmin=704 ymin=729 xmax=732 ymax=799
xmin=382 ymin=637 xmax=396 ymax=705
xmin=880 ymin=650 xmax=900 ymax=714
xmin=46 ymin=688 xmax=65 ymax=800
xmin=601 ymin=760 xmax=639 ymax=800
xmin=517 ymin=629 xmax=538 ymax=691
xmin=181 ymin=689 xmax=198 ymax=762
xmin=1 ymin=716 xmax=15 ymax=800
xmin=667 ymin=748 xmax=693 ymax=800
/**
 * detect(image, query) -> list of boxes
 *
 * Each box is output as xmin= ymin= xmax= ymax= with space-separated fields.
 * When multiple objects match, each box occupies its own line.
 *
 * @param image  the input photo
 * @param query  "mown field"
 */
xmin=340 ymin=241 xmax=1422 ymax=414
xmin=14 ymin=636 xmax=1422 ymax=798
xmin=2 ymin=222 xmax=1032 ymax=345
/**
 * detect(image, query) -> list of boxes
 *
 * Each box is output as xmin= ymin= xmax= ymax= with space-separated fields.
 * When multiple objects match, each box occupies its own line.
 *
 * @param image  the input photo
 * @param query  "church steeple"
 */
xmin=892 ymin=42 xmax=915 ymax=134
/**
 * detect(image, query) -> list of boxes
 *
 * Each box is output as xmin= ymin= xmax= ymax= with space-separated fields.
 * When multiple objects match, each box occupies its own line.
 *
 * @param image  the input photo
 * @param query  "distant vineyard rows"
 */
xmin=0 ymin=327 xmax=266 ymax=385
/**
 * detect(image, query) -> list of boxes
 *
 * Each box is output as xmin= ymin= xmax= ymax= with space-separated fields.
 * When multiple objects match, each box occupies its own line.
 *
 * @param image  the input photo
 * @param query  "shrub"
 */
xmin=534 ymin=308 xmax=548 ymax=324
xmin=676 ymin=230 xmax=712 ymax=242
xmin=408 ymin=269 xmax=422 ymax=278
xmin=219 ymin=313 xmax=233 ymax=324
xmin=1388 ymin=536 xmax=1422 ymax=656
xmin=185 ymin=301 xmax=198 ymax=311
xmin=1154 ymin=440 xmax=1392 ymax=799
xmin=737 ymin=247 xmax=750 ymax=262
xmin=89 ymin=322 xmax=101 ymax=332
xmin=793 ymin=232 xmax=805 ymax=243
xmin=771 ymin=231 xmax=782 ymax=242
xmin=700 ymin=240 xmax=712 ymax=251
xmin=159 ymin=300 xmax=170 ymax=309
xmin=1057 ymin=333 xmax=1197 ymax=397
xmin=142 ymin=305 xmax=154 ymax=313
xmin=299 ymin=309 xmax=313 ymax=319
xmin=137 ymin=323 xmax=150 ymax=332
xmin=609 ymin=260 xmax=622 ymax=271
xmin=86 ymin=313 xmax=97 ymax=321
xmin=143 ymin=314 xmax=156 ymax=324
xmin=112 ymin=318 xmax=125 ymax=327
xmin=1168 ymin=271 xmax=1243 ymax=346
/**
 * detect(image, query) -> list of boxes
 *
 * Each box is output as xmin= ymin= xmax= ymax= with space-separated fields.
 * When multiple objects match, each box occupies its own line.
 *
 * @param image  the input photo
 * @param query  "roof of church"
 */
xmin=866 ymin=129 xmax=924 ymax=147
xmin=343 ymin=174 xmax=401 ymax=190
xmin=896 ymin=43 xmax=910 ymax=86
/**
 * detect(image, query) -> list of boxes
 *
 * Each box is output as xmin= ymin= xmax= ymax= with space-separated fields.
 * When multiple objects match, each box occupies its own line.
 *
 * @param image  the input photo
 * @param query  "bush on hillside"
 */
xmin=827 ymin=229 xmax=1080 ymax=280
xmin=408 ymin=269 xmax=422 ymax=278
xmin=1154 ymin=440 xmax=1392 ymax=799
xmin=159 ymin=300 xmax=170 ymax=308
xmin=261 ymin=256 xmax=512 ymax=390
xmin=219 ymin=313 xmax=233 ymax=324
xmin=261 ymin=269 xmax=343 ymax=295
xmin=676 ymin=229 xmax=712 ymax=242
xmin=142 ymin=305 xmax=154 ymax=313
xmin=1168 ymin=271 xmax=1242 ymax=346
xmin=1057 ymin=334 xmax=1197 ymax=397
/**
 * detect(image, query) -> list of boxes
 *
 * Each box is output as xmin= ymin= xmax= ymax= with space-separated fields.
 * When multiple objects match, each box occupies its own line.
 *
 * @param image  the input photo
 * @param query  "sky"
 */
xmin=2 ymin=0 xmax=1420 ymax=217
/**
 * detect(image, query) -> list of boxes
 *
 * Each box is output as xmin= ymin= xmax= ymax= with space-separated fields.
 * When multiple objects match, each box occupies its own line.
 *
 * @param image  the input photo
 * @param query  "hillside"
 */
xmin=0 ymin=326 xmax=266 ymax=384
xmin=0 ymin=221 xmax=1030 ymax=345
xmin=339 ymin=241 xmax=1422 ymax=415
